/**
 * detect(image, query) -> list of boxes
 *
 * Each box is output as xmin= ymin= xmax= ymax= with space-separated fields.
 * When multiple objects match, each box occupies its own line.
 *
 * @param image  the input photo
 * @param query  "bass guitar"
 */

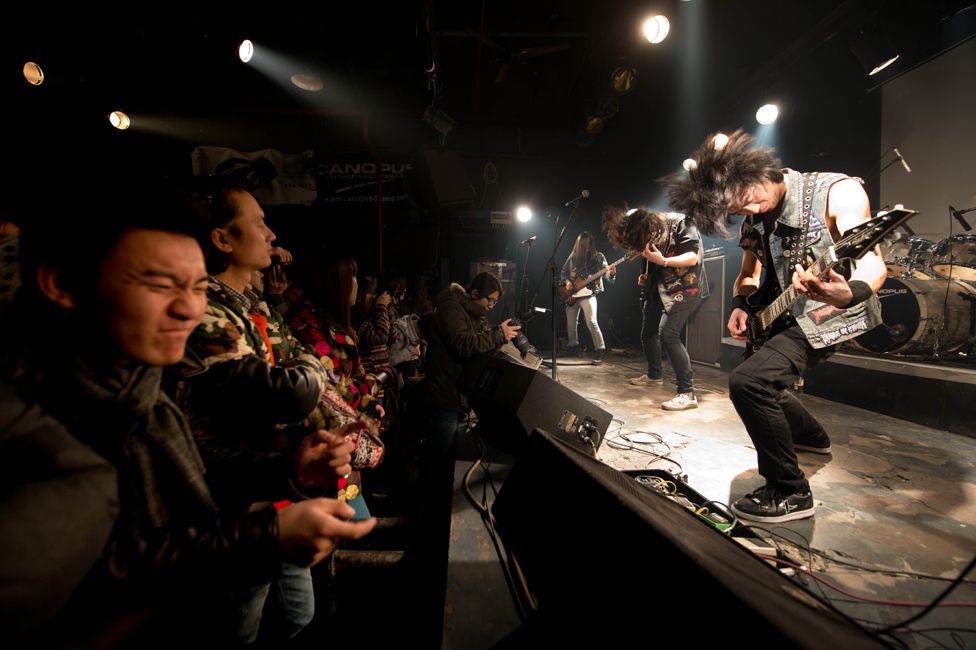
xmin=743 ymin=208 xmax=917 ymax=349
xmin=559 ymin=253 xmax=635 ymax=306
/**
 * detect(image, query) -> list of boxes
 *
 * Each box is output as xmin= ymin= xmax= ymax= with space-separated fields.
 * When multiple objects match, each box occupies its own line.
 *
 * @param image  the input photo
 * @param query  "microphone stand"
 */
xmin=519 ymin=238 xmax=533 ymax=316
xmin=523 ymin=201 xmax=584 ymax=381
xmin=863 ymin=147 xmax=908 ymax=188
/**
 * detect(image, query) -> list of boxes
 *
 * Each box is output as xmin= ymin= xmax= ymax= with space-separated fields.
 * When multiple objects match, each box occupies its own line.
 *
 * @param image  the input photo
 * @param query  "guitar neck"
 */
xmin=580 ymin=254 xmax=630 ymax=285
xmin=753 ymin=207 xmax=917 ymax=334
xmin=756 ymin=252 xmax=837 ymax=331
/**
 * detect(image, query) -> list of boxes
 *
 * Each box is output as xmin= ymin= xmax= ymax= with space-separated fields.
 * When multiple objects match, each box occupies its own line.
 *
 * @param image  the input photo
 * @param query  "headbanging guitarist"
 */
xmin=667 ymin=129 xmax=888 ymax=524
xmin=560 ymin=231 xmax=615 ymax=364
xmin=603 ymin=207 xmax=708 ymax=411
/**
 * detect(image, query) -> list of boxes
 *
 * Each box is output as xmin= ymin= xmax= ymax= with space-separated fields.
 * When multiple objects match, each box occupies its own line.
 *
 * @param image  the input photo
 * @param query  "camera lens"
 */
xmin=507 ymin=318 xmax=537 ymax=358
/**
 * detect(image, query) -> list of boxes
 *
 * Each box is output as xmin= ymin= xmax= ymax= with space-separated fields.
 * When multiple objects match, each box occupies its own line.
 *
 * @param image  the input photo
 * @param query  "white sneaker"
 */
xmin=629 ymin=374 xmax=664 ymax=386
xmin=661 ymin=392 xmax=698 ymax=411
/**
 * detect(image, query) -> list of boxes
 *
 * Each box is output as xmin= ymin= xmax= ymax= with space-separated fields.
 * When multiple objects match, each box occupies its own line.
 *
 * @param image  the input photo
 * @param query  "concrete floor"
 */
xmin=549 ymin=350 xmax=976 ymax=647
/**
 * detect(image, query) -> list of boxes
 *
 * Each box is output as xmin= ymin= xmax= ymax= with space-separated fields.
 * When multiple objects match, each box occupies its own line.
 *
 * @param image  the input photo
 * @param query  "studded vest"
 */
xmin=739 ymin=169 xmax=882 ymax=349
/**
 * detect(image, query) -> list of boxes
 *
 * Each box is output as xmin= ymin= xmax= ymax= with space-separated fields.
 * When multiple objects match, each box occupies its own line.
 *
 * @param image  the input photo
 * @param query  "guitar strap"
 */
xmin=781 ymin=173 xmax=817 ymax=289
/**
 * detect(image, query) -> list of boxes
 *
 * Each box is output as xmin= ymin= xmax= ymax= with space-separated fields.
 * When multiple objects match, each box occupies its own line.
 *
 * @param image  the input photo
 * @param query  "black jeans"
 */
xmin=641 ymin=290 xmax=699 ymax=394
xmin=728 ymin=325 xmax=834 ymax=494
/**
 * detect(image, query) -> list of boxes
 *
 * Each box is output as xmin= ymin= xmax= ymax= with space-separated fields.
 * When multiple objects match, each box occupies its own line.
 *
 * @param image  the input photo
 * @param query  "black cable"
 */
xmin=603 ymin=429 xmax=684 ymax=474
xmin=747 ymin=524 xmax=976 ymax=642
xmin=750 ymin=526 xmax=976 ymax=586
xmin=877 ymin=553 xmax=976 ymax=633
xmin=460 ymin=456 xmax=531 ymax=622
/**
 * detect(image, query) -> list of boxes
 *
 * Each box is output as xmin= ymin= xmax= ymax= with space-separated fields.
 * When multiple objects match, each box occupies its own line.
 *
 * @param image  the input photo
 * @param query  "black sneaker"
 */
xmin=592 ymin=349 xmax=606 ymax=365
xmin=731 ymin=485 xmax=815 ymax=523
xmin=564 ymin=345 xmax=580 ymax=358
xmin=793 ymin=431 xmax=832 ymax=455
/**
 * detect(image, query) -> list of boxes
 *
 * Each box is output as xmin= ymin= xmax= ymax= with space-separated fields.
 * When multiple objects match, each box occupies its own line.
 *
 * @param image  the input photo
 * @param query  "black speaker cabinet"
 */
xmin=459 ymin=354 xmax=611 ymax=456
xmin=686 ymin=254 xmax=726 ymax=366
xmin=491 ymin=430 xmax=886 ymax=647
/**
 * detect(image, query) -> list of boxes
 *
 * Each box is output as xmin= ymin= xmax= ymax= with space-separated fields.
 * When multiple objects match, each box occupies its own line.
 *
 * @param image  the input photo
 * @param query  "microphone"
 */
xmin=520 ymin=235 xmax=538 ymax=245
xmin=950 ymin=205 xmax=973 ymax=232
xmin=564 ymin=189 xmax=590 ymax=206
xmin=892 ymin=147 xmax=912 ymax=173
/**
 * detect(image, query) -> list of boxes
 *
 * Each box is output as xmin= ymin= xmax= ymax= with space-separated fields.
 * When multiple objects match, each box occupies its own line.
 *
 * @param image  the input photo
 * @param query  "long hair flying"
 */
xmin=602 ymin=206 xmax=668 ymax=254
xmin=665 ymin=129 xmax=783 ymax=238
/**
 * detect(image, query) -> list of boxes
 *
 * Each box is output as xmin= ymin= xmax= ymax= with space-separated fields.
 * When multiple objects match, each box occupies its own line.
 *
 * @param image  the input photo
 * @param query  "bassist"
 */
xmin=561 ymin=231 xmax=615 ymax=364
xmin=668 ymin=130 xmax=887 ymax=523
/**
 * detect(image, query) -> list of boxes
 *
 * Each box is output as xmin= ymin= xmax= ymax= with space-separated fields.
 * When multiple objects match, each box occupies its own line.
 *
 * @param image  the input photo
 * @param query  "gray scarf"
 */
xmin=64 ymin=358 xmax=215 ymax=532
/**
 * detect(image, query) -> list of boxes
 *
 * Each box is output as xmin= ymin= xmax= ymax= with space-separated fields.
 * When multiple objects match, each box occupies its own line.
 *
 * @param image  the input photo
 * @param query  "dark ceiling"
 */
xmin=7 ymin=2 xmax=975 ymax=195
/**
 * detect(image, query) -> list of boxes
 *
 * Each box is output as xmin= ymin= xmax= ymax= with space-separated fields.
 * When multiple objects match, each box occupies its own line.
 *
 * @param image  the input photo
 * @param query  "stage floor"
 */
xmin=544 ymin=349 xmax=976 ymax=644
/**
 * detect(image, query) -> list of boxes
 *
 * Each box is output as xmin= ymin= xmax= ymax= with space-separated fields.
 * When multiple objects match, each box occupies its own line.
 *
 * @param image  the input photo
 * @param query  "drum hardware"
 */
xmin=883 ymin=235 xmax=937 ymax=280
xmin=949 ymin=205 xmax=974 ymax=232
xmin=931 ymin=234 xmax=976 ymax=283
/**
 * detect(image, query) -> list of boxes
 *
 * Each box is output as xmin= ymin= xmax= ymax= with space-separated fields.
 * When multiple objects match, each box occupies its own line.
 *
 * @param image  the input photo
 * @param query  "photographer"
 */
xmin=415 ymin=272 xmax=519 ymax=460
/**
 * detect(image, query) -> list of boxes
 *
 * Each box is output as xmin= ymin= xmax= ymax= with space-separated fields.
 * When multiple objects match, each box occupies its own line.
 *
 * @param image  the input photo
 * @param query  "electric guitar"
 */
xmin=559 ymin=253 xmax=635 ymax=306
xmin=743 ymin=208 xmax=917 ymax=349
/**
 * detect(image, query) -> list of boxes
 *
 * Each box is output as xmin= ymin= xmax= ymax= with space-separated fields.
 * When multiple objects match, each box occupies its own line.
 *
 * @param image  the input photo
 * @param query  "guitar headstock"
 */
xmin=835 ymin=208 xmax=918 ymax=261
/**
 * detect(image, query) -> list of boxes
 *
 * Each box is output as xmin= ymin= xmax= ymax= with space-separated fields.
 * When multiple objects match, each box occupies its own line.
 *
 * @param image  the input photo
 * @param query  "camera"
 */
xmin=506 ymin=318 xmax=538 ymax=358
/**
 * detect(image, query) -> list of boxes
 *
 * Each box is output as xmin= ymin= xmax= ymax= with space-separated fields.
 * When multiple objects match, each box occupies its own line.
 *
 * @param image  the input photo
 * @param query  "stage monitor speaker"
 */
xmin=490 ymin=430 xmax=886 ymax=647
xmin=459 ymin=355 xmax=611 ymax=456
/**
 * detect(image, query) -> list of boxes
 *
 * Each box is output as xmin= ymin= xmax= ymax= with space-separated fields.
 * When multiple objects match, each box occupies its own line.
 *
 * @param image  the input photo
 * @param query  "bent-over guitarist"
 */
xmin=603 ymin=207 xmax=708 ymax=411
xmin=561 ymin=231 xmax=615 ymax=364
xmin=667 ymin=130 xmax=887 ymax=524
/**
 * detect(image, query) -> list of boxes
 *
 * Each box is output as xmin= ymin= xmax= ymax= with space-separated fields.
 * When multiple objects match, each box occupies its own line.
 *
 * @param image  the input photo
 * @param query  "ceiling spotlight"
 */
xmin=711 ymin=133 xmax=729 ymax=150
xmin=585 ymin=115 xmax=604 ymax=135
xmin=108 ymin=111 xmax=131 ymax=130
xmin=238 ymin=40 xmax=254 ymax=63
xmin=23 ymin=62 xmax=44 ymax=85
xmin=642 ymin=15 xmax=671 ymax=44
xmin=756 ymin=103 xmax=779 ymax=125
xmin=682 ymin=158 xmax=698 ymax=172
xmin=516 ymin=206 xmax=533 ymax=223
xmin=611 ymin=67 xmax=637 ymax=93
xmin=290 ymin=74 xmax=324 ymax=92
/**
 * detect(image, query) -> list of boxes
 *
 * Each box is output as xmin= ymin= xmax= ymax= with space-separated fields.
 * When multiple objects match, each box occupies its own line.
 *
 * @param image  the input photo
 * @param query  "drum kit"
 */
xmin=851 ymin=234 xmax=976 ymax=359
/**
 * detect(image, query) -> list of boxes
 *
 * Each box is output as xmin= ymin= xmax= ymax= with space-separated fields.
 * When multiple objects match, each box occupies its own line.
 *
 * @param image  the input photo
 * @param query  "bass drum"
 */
xmin=852 ymin=276 xmax=975 ymax=356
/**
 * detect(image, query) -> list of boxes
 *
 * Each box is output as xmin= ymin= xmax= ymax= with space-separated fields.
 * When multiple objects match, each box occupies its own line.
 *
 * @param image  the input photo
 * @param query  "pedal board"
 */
xmin=622 ymin=468 xmax=778 ymax=563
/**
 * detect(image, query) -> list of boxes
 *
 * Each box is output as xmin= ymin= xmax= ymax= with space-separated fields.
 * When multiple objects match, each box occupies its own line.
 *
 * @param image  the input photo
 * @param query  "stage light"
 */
xmin=756 ymin=103 xmax=779 ymax=125
xmin=23 ymin=62 xmax=44 ymax=85
xmin=516 ymin=206 xmax=533 ymax=223
xmin=585 ymin=115 xmax=604 ymax=135
xmin=642 ymin=15 xmax=671 ymax=44
xmin=682 ymin=158 xmax=697 ymax=172
xmin=290 ymin=73 xmax=324 ymax=91
xmin=108 ymin=111 xmax=131 ymax=130
xmin=711 ymin=133 xmax=729 ymax=150
xmin=238 ymin=40 xmax=254 ymax=63
xmin=611 ymin=67 xmax=637 ymax=93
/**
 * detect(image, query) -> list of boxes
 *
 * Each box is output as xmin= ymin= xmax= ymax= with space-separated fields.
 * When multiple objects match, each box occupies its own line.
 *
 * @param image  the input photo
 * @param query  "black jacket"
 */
xmin=418 ymin=283 xmax=504 ymax=412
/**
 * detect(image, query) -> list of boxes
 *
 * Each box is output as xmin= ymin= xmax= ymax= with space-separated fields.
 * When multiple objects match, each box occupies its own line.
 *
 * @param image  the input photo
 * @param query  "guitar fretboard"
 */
xmin=757 ymin=256 xmax=834 ymax=331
